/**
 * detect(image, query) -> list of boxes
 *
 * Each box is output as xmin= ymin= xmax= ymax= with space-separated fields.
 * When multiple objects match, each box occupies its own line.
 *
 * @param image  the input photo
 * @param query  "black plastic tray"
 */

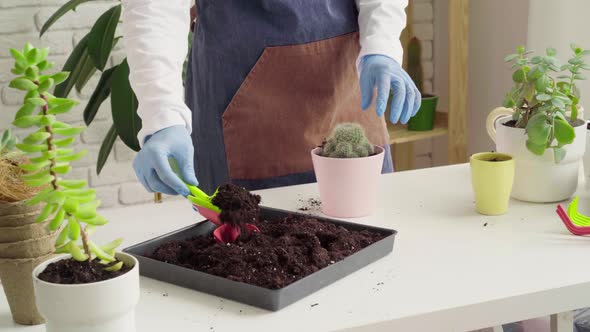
xmin=123 ymin=207 xmax=396 ymax=311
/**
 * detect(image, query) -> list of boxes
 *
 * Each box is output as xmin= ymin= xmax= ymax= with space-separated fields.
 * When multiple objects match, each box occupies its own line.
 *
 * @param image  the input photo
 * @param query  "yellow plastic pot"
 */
xmin=470 ymin=152 xmax=515 ymax=215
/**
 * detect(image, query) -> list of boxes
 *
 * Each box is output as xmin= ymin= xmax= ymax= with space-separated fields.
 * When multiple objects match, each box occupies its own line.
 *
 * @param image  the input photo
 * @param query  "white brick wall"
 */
xmin=0 ymin=0 xmax=436 ymax=205
xmin=0 ymin=1 xmax=159 ymax=208
xmin=407 ymin=0 xmax=436 ymax=170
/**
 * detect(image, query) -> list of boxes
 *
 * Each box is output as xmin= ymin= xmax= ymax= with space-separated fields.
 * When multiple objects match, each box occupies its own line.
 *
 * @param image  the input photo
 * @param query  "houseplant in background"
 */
xmin=0 ymin=128 xmax=51 ymax=326
xmin=6 ymin=44 xmax=140 ymax=332
xmin=406 ymin=37 xmax=439 ymax=131
xmin=486 ymin=44 xmax=589 ymax=202
xmin=311 ymin=123 xmax=384 ymax=218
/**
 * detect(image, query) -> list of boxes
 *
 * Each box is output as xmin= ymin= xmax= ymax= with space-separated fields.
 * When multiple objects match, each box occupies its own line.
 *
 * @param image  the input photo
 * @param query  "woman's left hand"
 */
xmin=359 ymin=55 xmax=421 ymax=125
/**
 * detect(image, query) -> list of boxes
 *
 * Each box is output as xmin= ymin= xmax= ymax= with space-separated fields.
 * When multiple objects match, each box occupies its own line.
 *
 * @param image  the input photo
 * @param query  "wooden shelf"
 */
xmin=388 ymin=111 xmax=448 ymax=145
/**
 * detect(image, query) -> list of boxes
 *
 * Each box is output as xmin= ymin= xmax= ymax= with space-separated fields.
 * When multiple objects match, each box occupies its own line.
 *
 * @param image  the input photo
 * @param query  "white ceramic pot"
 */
xmin=32 ymin=253 xmax=139 ymax=332
xmin=311 ymin=146 xmax=384 ymax=218
xmin=486 ymin=107 xmax=586 ymax=203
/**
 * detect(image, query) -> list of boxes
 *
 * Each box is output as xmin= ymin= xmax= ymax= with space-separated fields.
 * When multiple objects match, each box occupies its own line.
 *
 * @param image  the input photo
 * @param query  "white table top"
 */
xmin=2 ymin=164 xmax=590 ymax=332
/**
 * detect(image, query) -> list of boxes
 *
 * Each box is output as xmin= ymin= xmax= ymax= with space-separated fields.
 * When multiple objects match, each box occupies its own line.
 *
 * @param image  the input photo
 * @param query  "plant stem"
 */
xmin=38 ymin=84 xmax=92 ymax=261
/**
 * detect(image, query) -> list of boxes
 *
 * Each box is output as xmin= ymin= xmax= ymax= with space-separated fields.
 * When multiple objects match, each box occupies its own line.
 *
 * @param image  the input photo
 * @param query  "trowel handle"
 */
xmin=186 ymin=184 xmax=211 ymax=201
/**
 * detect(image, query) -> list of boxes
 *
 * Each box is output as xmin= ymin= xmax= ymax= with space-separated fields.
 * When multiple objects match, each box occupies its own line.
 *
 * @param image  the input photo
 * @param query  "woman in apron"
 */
xmin=122 ymin=0 xmax=420 ymax=196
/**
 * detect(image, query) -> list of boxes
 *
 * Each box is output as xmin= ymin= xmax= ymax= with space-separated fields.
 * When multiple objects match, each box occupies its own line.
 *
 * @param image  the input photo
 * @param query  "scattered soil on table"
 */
xmin=37 ymin=258 xmax=131 ymax=284
xmin=149 ymin=215 xmax=385 ymax=289
xmin=298 ymin=198 xmax=322 ymax=212
xmin=211 ymin=183 xmax=261 ymax=225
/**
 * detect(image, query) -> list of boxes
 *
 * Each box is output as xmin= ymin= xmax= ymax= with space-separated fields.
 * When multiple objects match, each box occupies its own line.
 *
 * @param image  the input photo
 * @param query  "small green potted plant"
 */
xmin=6 ymin=43 xmax=139 ymax=332
xmin=486 ymin=44 xmax=589 ymax=202
xmin=406 ymin=37 xmax=438 ymax=131
xmin=311 ymin=123 xmax=384 ymax=218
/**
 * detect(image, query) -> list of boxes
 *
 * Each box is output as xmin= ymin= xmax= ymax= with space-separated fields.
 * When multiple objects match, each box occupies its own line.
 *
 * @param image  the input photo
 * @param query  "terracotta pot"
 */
xmin=0 ymin=233 xmax=56 ymax=259
xmin=0 ymin=253 xmax=54 ymax=325
xmin=311 ymin=146 xmax=384 ymax=218
xmin=33 ymin=253 xmax=140 ymax=332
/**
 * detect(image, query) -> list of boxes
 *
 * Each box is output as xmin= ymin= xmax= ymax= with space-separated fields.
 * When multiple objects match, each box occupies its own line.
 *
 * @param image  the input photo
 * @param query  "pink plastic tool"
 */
xmin=556 ymin=204 xmax=590 ymax=236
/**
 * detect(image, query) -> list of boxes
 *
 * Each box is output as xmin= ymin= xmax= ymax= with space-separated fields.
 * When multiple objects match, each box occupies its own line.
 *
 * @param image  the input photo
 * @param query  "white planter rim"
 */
xmin=497 ymin=115 xmax=587 ymax=129
xmin=312 ymin=145 xmax=384 ymax=160
xmin=32 ymin=252 xmax=138 ymax=288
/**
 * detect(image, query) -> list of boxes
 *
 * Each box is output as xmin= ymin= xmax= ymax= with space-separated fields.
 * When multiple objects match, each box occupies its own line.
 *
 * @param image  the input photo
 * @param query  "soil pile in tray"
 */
xmin=149 ymin=216 xmax=385 ymax=289
xmin=211 ymin=183 xmax=261 ymax=225
xmin=37 ymin=259 xmax=131 ymax=284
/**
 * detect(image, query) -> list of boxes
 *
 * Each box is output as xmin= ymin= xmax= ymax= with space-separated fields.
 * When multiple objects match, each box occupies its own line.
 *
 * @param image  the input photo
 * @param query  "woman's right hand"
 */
xmin=133 ymin=125 xmax=199 ymax=197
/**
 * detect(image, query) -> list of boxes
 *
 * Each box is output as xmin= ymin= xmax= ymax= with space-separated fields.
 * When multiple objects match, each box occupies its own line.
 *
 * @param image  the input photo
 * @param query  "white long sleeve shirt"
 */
xmin=121 ymin=0 xmax=408 ymax=145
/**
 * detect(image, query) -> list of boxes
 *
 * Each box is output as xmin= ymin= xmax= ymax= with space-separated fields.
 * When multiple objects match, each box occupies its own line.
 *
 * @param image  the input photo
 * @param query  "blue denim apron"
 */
xmin=185 ymin=0 xmax=393 ymax=194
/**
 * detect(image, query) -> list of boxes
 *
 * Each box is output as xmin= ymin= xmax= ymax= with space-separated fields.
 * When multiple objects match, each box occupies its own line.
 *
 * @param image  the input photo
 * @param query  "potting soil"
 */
xmin=211 ymin=183 xmax=261 ymax=225
xmin=149 ymin=215 xmax=384 ymax=289
xmin=37 ymin=259 xmax=132 ymax=284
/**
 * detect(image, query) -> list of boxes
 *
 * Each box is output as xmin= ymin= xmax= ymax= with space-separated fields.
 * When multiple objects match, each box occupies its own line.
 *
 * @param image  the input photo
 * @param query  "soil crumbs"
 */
xmin=38 ymin=259 xmax=131 ymax=284
xmin=298 ymin=198 xmax=321 ymax=212
xmin=212 ymin=183 xmax=261 ymax=225
xmin=149 ymin=216 xmax=385 ymax=289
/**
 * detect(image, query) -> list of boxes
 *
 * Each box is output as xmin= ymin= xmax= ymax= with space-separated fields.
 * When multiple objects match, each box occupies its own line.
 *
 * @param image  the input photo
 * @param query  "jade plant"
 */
xmin=321 ymin=123 xmax=374 ymax=158
xmin=503 ymin=44 xmax=590 ymax=162
xmin=8 ymin=43 xmax=123 ymax=270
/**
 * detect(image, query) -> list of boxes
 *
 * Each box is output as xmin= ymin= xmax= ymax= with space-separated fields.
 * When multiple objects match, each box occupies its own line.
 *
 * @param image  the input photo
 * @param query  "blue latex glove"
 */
xmin=132 ymin=125 xmax=198 ymax=197
xmin=360 ymin=55 xmax=422 ymax=124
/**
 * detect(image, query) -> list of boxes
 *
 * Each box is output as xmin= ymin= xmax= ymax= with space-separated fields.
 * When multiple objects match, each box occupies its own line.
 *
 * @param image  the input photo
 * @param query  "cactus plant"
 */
xmin=321 ymin=123 xmax=374 ymax=158
xmin=406 ymin=37 xmax=424 ymax=93
xmin=7 ymin=43 xmax=123 ymax=270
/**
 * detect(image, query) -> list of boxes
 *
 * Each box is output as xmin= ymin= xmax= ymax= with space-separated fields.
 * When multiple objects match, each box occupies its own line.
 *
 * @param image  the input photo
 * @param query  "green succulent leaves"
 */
xmin=504 ymin=45 xmax=589 ymax=161
xmin=8 ymin=43 xmax=122 ymax=268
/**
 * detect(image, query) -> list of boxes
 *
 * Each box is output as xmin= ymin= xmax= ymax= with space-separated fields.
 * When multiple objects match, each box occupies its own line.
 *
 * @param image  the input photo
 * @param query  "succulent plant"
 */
xmin=0 ymin=129 xmax=18 ymax=157
xmin=8 ymin=43 xmax=123 ymax=270
xmin=407 ymin=37 xmax=424 ymax=94
xmin=321 ymin=123 xmax=374 ymax=158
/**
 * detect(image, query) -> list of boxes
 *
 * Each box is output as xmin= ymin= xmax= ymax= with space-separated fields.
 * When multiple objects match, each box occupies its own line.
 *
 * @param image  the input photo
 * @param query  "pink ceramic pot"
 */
xmin=311 ymin=146 xmax=384 ymax=218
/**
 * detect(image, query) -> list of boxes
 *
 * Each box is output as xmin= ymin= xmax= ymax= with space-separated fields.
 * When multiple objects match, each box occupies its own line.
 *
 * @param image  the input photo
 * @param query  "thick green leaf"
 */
xmin=56 ymin=150 xmax=87 ymax=162
xmin=87 ymin=5 xmax=121 ymax=71
xmin=526 ymin=113 xmax=551 ymax=145
xmin=51 ymin=72 xmax=70 ymax=85
xmin=15 ymin=104 xmax=37 ymax=120
xmin=526 ymin=140 xmax=547 ymax=156
xmin=13 ymin=116 xmax=42 ymax=128
xmin=554 ymin=118 xmax=576 ymax=145
xmin=40 ymin=0 xmax=92 ymax=36
xmin=54 ymin=34 xmax=89 ymax=98
xmin=535 ymin=75 xmax=551 ymax=92
xmin=27 ymin=97 xmax=46 ymax=106
xmin=97 ymin=124 xmax=117 ymax=174
xmin=9 ymin=78 xmax=37 ymax=91
xmin=10 ymin=48 xmax=26 ymax=65
xmin=47 ymin=100 xmax=78 ymax=115
xmin=84 ymin=66 xmax=117 ymax=125
xmin=111 ymin=59 xmax=141 ymax=151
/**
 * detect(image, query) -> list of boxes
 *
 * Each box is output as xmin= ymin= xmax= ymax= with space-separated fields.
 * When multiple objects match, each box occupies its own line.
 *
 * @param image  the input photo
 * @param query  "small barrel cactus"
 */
xmin=321 ymin=123 xmax=374 ymax=158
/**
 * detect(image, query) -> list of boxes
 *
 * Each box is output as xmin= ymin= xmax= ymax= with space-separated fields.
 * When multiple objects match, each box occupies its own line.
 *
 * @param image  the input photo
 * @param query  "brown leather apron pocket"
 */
xmin=222 ymin=32 xmax=389 ymax=180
